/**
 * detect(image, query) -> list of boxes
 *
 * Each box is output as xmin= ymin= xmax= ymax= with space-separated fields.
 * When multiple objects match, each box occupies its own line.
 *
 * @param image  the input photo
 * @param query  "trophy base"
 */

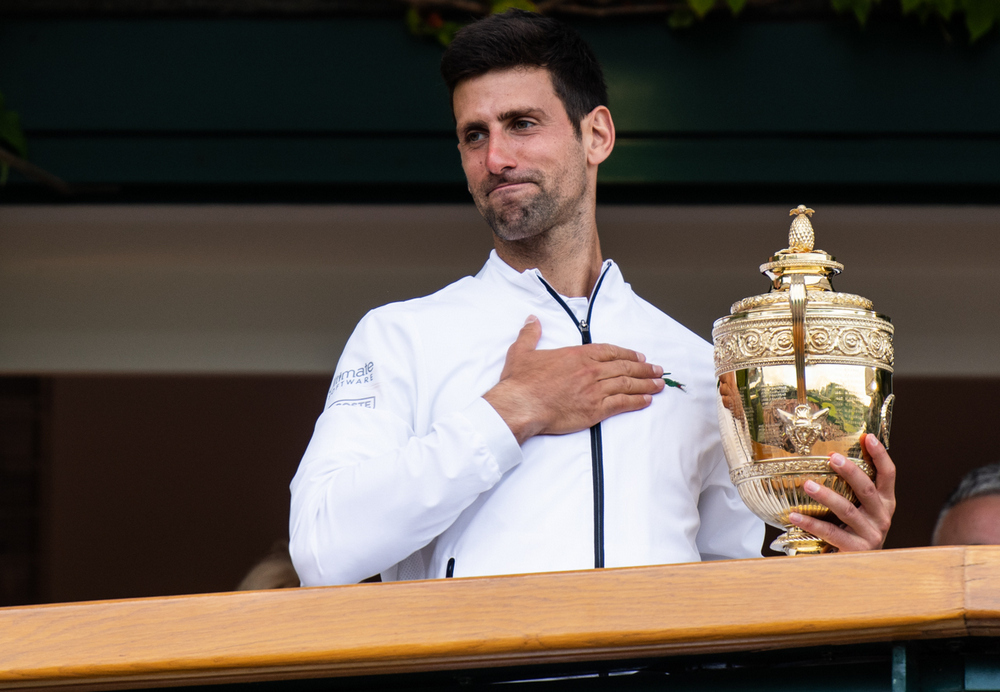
xmin=771 ymin=527 xmax=834 ymax=556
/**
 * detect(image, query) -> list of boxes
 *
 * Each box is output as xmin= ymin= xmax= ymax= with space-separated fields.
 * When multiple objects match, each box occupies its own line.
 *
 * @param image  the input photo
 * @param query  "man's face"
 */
xmin=933 ymin=494 xmax=1000 ymax=545
xmin=453 ymin=66 xmax=589 ymax=242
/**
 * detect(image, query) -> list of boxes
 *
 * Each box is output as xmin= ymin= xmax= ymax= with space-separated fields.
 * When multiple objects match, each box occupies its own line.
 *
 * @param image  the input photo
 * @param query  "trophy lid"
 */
xmin=727 ymin=205 xmax=875 ymax=314
xmin=759 ymin=206 xmax=844 ymax=291
xmin=713 ymin=203 xmax=893 ymax=376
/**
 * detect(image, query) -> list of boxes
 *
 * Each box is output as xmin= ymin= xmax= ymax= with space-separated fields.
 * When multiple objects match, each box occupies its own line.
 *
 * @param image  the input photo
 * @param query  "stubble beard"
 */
xmin=474 ymin=166 xmax=587 ymax=245
xmin=479 ymin=179 xmax=559 ymax=242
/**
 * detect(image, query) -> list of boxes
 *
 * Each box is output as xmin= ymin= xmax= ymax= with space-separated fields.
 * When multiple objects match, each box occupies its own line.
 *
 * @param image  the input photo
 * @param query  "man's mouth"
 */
xmin=488 ymin=180 xmax=534 ymax=195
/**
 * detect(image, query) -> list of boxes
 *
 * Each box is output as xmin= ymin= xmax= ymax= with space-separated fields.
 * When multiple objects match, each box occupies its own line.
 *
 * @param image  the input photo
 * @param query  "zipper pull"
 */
xmin=579 ymin=318 xmax=589 ymax=333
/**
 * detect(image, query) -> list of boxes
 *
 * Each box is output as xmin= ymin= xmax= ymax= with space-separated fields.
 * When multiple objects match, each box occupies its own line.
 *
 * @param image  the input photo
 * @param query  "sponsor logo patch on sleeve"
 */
xmin=328 ymin=396 xmax=376 ymax=410
xmin=330 ymin=361 xmax=375 ymax=392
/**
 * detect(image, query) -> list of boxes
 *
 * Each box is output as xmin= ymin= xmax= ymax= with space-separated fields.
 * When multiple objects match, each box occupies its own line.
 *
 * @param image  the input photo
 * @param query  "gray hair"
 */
xmin=933 ymin=462 xmax=1000 ymax=537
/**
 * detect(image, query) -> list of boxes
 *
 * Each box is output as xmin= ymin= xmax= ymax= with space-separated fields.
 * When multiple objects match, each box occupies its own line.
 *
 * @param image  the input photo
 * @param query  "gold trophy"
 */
xmin=712 ymin=206 xmax=894 ymax=555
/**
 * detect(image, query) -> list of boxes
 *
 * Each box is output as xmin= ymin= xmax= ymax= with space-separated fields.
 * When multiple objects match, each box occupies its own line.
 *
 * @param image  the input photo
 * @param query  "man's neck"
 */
xmin=494 ymin=224 xmax=604 ymax=298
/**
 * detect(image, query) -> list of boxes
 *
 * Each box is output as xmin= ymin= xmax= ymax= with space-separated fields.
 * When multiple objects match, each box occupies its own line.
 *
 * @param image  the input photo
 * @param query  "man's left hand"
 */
xmin=788 ymin=433 xmax=896 ymax=551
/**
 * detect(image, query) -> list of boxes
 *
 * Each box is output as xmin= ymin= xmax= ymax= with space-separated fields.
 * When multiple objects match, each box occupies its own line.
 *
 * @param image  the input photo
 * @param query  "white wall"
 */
xmin=1 ymin=204 xmax=994 ymax=375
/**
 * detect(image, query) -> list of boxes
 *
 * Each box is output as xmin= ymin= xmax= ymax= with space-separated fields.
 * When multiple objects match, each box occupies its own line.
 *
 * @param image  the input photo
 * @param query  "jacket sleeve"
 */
xmin=289 ymin=308 xmax=522 ymax=586
xmin=695 ymin=437 xmax=765 ymax=560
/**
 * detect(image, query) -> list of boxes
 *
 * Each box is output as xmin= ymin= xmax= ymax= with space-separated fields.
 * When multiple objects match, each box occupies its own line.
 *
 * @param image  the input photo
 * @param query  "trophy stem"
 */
xmin=771 ymin=527 xmax=833 ymax=556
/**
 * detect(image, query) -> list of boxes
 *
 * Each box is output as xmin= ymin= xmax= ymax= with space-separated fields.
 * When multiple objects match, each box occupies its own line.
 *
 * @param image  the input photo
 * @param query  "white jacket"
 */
xmin=289 ymin=251 xmax=763 ymax=585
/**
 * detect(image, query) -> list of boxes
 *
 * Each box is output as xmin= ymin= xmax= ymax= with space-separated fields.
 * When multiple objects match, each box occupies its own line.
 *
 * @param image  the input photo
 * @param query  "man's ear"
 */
xmin=583 ymin=106 xmax=615 ymax=166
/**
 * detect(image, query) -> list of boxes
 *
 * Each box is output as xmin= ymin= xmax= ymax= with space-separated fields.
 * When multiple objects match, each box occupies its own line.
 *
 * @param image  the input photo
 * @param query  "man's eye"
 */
xmin=465 ymin=132 xmax=486 ymax=143
xmin=513 ymin=120 xmax=534 ymax=130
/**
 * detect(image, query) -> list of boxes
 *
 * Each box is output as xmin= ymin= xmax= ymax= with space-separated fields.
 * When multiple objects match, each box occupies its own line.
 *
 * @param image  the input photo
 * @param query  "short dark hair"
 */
xmin=940 ymin=463 xmax=1000 ymax=513
xmin=440 ymin=9 xmax=608 ymax=135
xmin=933 ymin=462 xmax=1000 ymax=537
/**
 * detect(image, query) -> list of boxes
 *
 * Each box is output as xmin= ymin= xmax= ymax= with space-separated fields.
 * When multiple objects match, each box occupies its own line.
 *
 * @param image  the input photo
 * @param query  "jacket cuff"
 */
xmin=460 ymin=397 xmax=523 ymax=474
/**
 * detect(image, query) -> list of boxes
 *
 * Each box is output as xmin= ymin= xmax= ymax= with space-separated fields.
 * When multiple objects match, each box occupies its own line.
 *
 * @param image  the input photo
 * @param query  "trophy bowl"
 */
xmin=712 ymin=206 xmax=894 ymax=556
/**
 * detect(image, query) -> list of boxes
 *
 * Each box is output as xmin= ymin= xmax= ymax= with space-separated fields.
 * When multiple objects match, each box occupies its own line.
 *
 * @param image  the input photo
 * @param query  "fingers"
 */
xmin=600 ymin=357 xmax=664 ymax=382
xmin=594 ymin=364 xmax=665 ymax=419
xmin=797 ymin=474 xmax=883 ymax=550
xmin=499 ymin=315 xmax=543 ymax=382
xmin=788 ymin=511 xmax=872 ymax=552
xmin=600 ymin=392 xmax=656 ymax=419
xmin=587 ymin=345 xmax=665 ymax=409
xmin=599 ymin=373 xmax=665 ymax=399
xmin=511 ymin=326 xmax=659 ymax=378
xmin=588 ymin=342 xmax=647 ymax=364
xmin=510 ymin=325 xmax=657 ymax=375
xmin=832 ymin=453 xmax=881 ymax=513
xmin=830 ymin=441 xmax=895 ymax=527
xmin=489 ymin=318 xmax=670 ymax=441
xmin=790 ymin=439 xmax=896 ymax=552
xmin=865 ymin=433 xmax=897 ymax=500
xmin=718 ymin=376 xmax=739 ymax=412
xmin=507 ymin=314 xmax=542 ymax=357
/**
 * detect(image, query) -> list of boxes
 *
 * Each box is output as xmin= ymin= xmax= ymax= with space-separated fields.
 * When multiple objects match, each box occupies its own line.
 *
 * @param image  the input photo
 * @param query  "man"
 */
xmin=932 ymin=463 xmax=1000 ymax=545
xmin=289 ymin=10 xmax=896 ymax=586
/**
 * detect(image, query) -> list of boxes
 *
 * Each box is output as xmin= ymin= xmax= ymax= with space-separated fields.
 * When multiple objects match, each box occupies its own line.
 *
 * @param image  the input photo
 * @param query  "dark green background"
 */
xmin=1 ymin=15 xmax=998 ymax=200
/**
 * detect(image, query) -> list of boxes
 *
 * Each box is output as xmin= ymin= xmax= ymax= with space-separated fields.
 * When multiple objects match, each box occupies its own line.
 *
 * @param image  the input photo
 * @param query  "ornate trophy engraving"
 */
xmin=713 ymin=206 xmax=894 ymax=556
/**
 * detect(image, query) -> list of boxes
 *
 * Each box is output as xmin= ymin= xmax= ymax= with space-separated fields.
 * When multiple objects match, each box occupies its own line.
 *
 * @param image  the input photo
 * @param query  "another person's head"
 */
xmin=932 ymin=462 xmax=1000 ymax=546
xmin=439 ymin=10 xmax=615 ymax=246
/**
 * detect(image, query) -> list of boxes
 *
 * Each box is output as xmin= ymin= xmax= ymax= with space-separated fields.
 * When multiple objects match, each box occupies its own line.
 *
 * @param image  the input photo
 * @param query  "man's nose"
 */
xmin=485 ymin=133 xmax=516 ymax=175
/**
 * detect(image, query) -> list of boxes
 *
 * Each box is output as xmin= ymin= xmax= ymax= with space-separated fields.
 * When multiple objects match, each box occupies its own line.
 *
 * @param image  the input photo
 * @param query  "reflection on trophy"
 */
xmin=712 ymin=206 xmax=894 ymax=556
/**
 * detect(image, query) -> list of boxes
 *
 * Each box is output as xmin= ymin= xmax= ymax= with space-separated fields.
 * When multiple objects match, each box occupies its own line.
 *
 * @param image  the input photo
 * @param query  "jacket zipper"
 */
xmin=537 ymin=266 xmax=611 ymax=569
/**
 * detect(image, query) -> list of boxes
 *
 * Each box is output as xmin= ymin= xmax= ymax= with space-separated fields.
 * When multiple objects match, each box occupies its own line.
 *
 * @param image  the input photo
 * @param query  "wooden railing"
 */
xmin=1 ymin=546 xmax=998 ymax=691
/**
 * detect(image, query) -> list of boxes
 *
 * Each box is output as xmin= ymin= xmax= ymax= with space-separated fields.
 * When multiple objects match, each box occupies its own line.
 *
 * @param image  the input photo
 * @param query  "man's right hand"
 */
xmin=483 ymin=315 xmax=665 ymax=445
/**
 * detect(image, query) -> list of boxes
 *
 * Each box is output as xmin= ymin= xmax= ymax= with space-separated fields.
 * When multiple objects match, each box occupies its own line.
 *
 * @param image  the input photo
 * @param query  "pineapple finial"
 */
xmin=788 ymin=205 xmax=816 ymax=252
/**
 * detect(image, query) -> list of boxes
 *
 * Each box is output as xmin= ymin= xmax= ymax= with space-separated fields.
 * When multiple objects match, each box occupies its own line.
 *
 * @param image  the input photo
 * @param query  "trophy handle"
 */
xmin=789 ymin=274 xmax=808 ymax=404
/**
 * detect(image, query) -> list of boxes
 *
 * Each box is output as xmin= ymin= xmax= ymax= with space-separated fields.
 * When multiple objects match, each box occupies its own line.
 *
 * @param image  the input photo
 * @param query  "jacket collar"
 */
xmin=476 ymin=249 xmax=622 ymax=304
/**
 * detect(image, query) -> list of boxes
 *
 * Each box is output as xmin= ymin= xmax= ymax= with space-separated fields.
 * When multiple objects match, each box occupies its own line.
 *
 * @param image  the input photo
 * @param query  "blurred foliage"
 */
xmin=0 ymin=91 xmax=28 ymax=185
xmin=404 ymin=0 xmax=999 ymax=43
xmin=406 ymin=6 xmax=462 ymax=46
xmin=408 ymin=0 xmax=537 ymax=46
xmin=811 ymin=0 xmax=997 ymax=38
xmin=684 ymin=0 xmax=1000 ymax=41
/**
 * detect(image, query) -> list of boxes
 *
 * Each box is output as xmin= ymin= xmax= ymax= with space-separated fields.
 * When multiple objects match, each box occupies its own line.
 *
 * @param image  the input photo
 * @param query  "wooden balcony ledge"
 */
xmin=1 ymin=546 xmax=998 ymax=691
